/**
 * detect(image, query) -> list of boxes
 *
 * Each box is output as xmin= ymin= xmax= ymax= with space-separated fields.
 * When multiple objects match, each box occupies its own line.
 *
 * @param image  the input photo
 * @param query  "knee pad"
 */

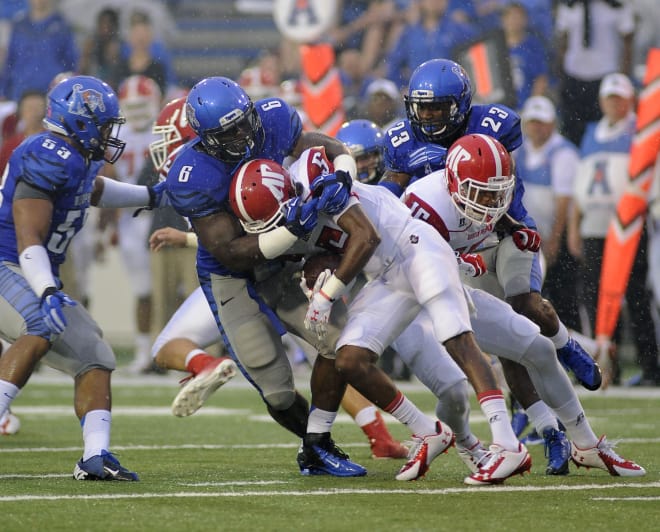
xmin=519 ymin=335 xmax=557 ymax=373
xmin=435 ymin=379 xmax=470 ymax=423
xmin=263 ymin=389 xmax=297 ymax=411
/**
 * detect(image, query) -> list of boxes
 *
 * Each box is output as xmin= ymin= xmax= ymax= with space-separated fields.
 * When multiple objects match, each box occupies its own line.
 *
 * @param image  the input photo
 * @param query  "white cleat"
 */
xmin=571 ymin=435 xmax=646 ymax=477
xmin=464 ymin=443 xmax=531 ymax=485
xmin=456 ymin=440 xmax=489 ymax=473
xmin=395 ymin=421 xmax=455 ymax=481
xmin=0 ymin=409 xmax=20 ymax=435
xmin=172 ymin=357 xmax=237 ymax=417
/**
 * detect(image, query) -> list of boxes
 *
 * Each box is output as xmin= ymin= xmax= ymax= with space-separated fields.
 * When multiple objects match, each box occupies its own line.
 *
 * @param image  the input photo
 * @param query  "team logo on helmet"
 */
xmin=185 ymin=102 xmax=200 ymax=129
xmin=68 ymin=83 xmax=106 ymax=118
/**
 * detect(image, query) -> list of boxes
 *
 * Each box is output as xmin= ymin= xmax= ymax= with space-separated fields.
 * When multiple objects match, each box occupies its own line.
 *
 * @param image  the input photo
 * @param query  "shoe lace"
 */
xmin=597 ymin=438 xmax=626 ymax=461
xmin=543 ymin=430 xmax=566 ymax=460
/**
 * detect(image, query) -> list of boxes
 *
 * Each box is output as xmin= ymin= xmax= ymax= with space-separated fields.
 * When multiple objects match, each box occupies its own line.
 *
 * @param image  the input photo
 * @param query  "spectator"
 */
xmin=385 ymin=0 xmax=478 ymax=89
xmin=0 ymin=0 xmax=78 ymax=101
xmin=363 ymin=78 xmax=404 ymax=130
xmin=0 ymin=0 xmax=27 ymax=71
xmin=78 ymin=7 xmax=125 ymax=91
xmin=238 ymin=49 xmax=283 ymax=100
xmin=555 ymin=0 xmax=635 ymax=146
xmin=501 ymin=2 xmax=549 ymax=110
xmin=515 ymin=95 xmax=581 ymax=331
xmin=338 ymin=48 xmax=375 ymax=121
xmin=0 ymin=89 xmax=45 ymax=173
xmin=116 ymin=10 xmax=168 ymax=96
xmin=568 ymin=73 xmax=659 ymax=386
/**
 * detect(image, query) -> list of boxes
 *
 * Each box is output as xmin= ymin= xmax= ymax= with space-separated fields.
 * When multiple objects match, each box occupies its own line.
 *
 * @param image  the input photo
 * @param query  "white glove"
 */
xmin=299 ymin=268 xmax=331 ymax=301
xmin=303 ymin=268 xmax=334 ymax=339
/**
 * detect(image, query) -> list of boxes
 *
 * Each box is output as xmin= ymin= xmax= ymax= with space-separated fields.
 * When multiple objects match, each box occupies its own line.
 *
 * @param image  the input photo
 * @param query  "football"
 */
xmin=302 ymin=253 xmax=342 ymax=290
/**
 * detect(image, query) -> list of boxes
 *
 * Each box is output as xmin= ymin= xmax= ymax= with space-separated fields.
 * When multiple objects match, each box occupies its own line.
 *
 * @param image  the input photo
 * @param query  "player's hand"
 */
xmin=149 ymin=227 xmax=189 ymax=251
xmin=41 ymin=288 xmax=77 ymax=335
xmin=284 ymin=197 xmax=319 ymax=237
xmin=511 ymin=226 xmax=541 ymax=252
xmin=303 ymin=269 xmax=334 ymax=339
xmin=311 ymin=170 xmax=352 ymax=214
xmin=134 ymin=181 xmax=169 ymax=217
xmin=299 ymin=268 xmax=331 ymax=301
xmin=595 ymin=335 xmax=616 ymax=390
xmin=456 ymin=252 xmax=487 ymax=277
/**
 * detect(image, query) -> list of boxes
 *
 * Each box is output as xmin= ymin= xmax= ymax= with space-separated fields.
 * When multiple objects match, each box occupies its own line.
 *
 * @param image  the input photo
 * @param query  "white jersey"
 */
xmin=115 ymin=127 xmax=157 ymax=185
xmin=402 ymin=170 xmax=495 ymax=253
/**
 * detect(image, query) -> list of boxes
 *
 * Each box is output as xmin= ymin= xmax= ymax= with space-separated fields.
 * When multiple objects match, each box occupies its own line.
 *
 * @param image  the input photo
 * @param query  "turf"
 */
xmin=1 ymin=370 xmax=659 ymax=532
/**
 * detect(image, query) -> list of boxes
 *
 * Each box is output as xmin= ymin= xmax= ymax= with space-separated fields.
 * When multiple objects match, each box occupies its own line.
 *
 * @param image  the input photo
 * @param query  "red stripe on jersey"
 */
xmin=403 ymin=192 xmax=451 ymax=242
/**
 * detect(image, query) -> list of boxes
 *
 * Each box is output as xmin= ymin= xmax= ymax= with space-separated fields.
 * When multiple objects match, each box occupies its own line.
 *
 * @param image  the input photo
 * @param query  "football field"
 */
xmin=2 ymin=368 xmax=659 ymax=532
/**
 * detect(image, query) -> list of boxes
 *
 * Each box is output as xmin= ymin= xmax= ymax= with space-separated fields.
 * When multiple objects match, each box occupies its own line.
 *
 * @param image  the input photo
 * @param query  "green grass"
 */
xmin=2 ymin=372 xmax=659 ymax=532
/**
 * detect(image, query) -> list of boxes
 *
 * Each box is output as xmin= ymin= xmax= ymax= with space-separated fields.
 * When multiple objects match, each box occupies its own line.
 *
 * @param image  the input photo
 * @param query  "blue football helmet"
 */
xmin=405 ymin=58 xmax=472 ymax=144
xmin=43 ymin=75 xmax=126 ymax=163
xmin=336 ymin=119 xmax=384 ymax=184
xmin=185 ymin=77 xmax=264 ymax=162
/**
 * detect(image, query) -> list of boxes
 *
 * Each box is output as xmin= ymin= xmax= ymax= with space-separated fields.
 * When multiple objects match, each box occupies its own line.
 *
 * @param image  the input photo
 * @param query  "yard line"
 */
xmin=592 ymin=496 xmax=660 ymax=501
xmin=1 ymin=482 xmax=659 ymax=503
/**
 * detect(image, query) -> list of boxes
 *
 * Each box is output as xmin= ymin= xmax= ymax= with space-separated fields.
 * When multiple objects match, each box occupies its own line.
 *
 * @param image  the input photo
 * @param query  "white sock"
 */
xmin=184 ymin=348 xmax=207 ymax=367
xmin=385 ymin=392 xmax=436 ymax=437
xmin=526 ymin=400 xmax=558 ymax=434
xmin=0 ymin=379 xmax=20 ymax=417
xmin=478 ymin=390 xmax=519 ymax=451
xmin=307 ymin=407 xmax=337 ymax=434
xmin=553 ymin=399 xmax=598 ymax=449
xmin=549 ymin=321 xmax=570 ymax=349
xmin=82 ymin=409 xmax=112 ymax=461
xmin=354 ymin=405 xmax=377 ymax=427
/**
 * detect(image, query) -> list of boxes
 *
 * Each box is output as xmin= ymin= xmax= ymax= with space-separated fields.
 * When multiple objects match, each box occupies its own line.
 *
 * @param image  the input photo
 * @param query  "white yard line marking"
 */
xmin=1 ymin=482 xmax=659 ymax=503
xmin=592 ymin=496 xmax=660 ymax=501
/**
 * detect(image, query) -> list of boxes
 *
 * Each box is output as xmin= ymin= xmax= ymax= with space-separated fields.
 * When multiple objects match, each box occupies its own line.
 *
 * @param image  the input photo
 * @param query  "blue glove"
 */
xmin=41 ymin=288 xmax=77 ymax=335
xmin=134 ymin=181 xmax=169 ymax=217
xmin=311 ymin=170 xmax=352 ymax=214
xmin=284 ymin=197 xmax=319 ymax=237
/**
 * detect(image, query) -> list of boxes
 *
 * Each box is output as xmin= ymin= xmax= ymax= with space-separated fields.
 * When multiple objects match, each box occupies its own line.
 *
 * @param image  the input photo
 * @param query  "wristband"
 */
xmin=19 ymin=245 xmax=57 ymax=298
xmin=333 ymin=154 xmax=357 ymax=181
xmin=185 ymin=231 xmax=199 ymax=248
xmin=318 ymin=274 xmax=348 ymax=302
xmin=258 ymin=226 xmax=298 ymax=259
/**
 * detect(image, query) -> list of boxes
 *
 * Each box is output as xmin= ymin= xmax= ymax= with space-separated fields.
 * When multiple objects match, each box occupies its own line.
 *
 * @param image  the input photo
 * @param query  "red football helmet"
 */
xmin=118 ymin=74 xmax=162 ymax=132
xmin=229 ymin=159 xmax=296 ymax=233
xmin=149 ymin=95 xmax=195 ymax=171
xmin=445 ymin=133 xmax=514 ymax=225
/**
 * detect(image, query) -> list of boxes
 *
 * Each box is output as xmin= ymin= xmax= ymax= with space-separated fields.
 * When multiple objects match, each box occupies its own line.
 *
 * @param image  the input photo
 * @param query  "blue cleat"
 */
xmin=510 ymin=398 xmax=529 ymax=438
xmin=73 ymin=450 xmax=139 ymax=481
xmin=521 ymin=429 xmax=543 ymax=445
xmin=297 ymin=433 xmax=367 ymax=477
xmin=543 ymin=428 xmax=570 ymax=475
xmin=557 ymin=338 xmax=602 ymax=391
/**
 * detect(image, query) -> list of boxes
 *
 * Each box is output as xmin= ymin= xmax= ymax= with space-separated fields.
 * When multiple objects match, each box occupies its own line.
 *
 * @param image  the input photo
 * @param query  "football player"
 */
xmin=0 ymin=75 xmax=168 ymax=481
xmin=402 ymin=133 xmax=645 ymax=477
xmin=147 ymin=96 xmax=408 ymax=462
xmin=335 ymin=119 xmax=385 ymax=185
xmin=379 ymin=58 xmax=601 ymax=382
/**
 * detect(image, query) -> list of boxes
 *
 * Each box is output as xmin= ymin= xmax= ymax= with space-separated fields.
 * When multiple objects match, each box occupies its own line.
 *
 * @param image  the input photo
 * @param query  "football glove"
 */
xmin=303 ymin=268 xmax=334 ymax=339
xmin=510 ymin=226 xmax=541 ymax=252
xmin=41 ymin=288 xmax=77 ymax=335
xmin=456 ymin=252 xmax=487 ymax=277
xmin=284 ymin=197 xmax=319 ymax=237
xmin=134 ymin=181 xmax=170 ymax=217
xmin=311 ymin=170 xmax=352 ymax=214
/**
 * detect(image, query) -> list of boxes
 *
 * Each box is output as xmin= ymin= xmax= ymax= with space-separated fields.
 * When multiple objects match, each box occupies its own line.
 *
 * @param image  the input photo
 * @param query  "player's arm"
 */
xmin=91 ymin=175 xmax=166 ymax=209
xmin=291 ymin=131 xmax=358 ymax=180
xmin=149 ymin=227 xmax=197 ymax=251
xmin=379 ymin=169 xmax=411 ymax=197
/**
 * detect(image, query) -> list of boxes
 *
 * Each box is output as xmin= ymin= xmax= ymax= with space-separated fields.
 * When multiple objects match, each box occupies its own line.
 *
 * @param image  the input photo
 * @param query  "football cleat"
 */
xmin=172 ymin=356 xmax=237 ymax=417
xmin=456 ymin=440 xmax=489 ymax=473
xmin=543 ymin=428 xmax=570 ymax=475
xmin=510 ymin=398 xmax=529 ymax=438
xmin=0 ymin=409 xmax=20 ymax=435
xmin=521 ymin=429 xmax=544 ymax=445
xmin=395 ymin=421 xmax=455 ymax=481
xmin=297 ymin=432 xmax=367 ymax=477
xmin=464 ymin=443 xmax=532 ymax=485
xmin=73 ymin=451 xmax=139 ymax=481
xmin=557 ymin=338 xmax=602 ymax=391
xmin=362 ymin=411 xmax=409 ymax=459
xmin=570 ymin=435 xmax=646 ymax=477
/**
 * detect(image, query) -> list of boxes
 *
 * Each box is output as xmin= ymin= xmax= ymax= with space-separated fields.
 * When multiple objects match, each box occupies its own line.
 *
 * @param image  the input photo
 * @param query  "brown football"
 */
xmin=302 ymin=253 xmax=342 ymax=290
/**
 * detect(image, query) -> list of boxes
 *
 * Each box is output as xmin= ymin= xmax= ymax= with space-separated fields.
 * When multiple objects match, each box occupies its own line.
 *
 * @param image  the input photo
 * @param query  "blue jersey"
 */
xmin=383 ymin=103 xmax=533 ymax=225
xmin=0 ymin=132 xmax=101 ymax=277
xmin=166 ymin=97 xmax=302 ymax=276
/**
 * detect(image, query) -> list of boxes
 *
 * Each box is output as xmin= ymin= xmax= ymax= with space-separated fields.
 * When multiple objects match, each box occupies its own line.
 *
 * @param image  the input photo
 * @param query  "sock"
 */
xmin=549 ymin=321 xmax=570 ymax=350
xmin=354 ymin=405 xmax=377 ymax=427
xmin=526 ymin=400 xmax=558 ymax=435
xmin=185 ymin=349 xmax=215 ymax=375
xmin=0 ymin=379 xmax=19 ymax=417
xmin=553 ymin=399 xmax=599 ymax=449
xmin=384 ymin=390 xmax=436 ymax=437
xmin=81 ymin=409 xmax=112 ymax=461
xmin=307 ymin=406 xmax=337 ymax=434
xmin=134 ymin=333 xmax=152 ymax=365
xmin=477 ymin=389 xmax=519 ymax=451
